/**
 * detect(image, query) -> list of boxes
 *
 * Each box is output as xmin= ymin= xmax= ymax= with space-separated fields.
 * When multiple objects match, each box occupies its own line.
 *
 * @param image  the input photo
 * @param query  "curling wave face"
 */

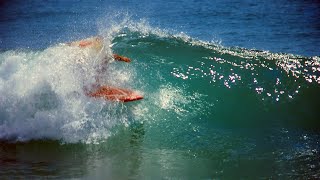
xmin=112 ymin=22 xmax=320 ymax=128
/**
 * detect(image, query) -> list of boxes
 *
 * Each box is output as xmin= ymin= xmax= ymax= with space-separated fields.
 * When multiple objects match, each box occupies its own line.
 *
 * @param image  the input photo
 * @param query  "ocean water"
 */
xmin=1 ymin=0 xmax=320 ymax=179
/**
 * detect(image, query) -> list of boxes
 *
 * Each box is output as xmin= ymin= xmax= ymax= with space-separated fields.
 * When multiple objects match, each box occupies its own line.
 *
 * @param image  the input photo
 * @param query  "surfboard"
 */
xmin=87 ymin=86 xmax=143 ymax=102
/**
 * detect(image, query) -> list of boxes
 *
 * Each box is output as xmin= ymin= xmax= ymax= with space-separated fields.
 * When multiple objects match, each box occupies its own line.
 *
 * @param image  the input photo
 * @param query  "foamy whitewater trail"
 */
xmin=0 ymin=39 xmax=132 ymax=143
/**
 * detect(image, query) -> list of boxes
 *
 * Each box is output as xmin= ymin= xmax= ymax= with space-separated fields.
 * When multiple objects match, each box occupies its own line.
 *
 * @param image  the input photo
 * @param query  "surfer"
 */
xmin=66 ymin=36 xmax=143 ymax=102
xmin=67 ymin=36 xmax=130 ymax=84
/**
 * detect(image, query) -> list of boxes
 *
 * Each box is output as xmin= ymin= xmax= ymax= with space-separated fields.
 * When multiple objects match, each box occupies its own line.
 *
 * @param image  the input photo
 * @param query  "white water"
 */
xmin=0 ymin=40 xmax=135 ymax=143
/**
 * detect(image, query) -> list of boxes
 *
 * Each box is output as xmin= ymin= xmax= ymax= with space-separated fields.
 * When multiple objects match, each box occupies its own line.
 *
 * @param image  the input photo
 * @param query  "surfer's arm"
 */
xmin=113 ymin=54 xmax=131 ymax=62
xmin=67 ymin=37 xmax=131 ymax=62
xmin=66 ymin=36 xmax=103 ymax=50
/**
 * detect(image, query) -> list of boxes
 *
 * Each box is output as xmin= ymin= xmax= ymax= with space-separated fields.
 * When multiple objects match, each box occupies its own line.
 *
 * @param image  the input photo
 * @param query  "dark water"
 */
xmin=1 ymin=0 xmax=320 ymax=179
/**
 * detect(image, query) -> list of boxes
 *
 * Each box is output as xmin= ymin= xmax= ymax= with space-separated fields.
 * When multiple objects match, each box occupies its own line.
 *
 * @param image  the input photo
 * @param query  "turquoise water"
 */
xmin=1 ymin=0 xmax=320 ymax=179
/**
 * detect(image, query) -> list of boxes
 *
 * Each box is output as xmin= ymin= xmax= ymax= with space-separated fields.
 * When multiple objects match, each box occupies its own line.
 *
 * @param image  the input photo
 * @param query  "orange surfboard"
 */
xmin=87 ymin=86 xmax=143 ymax=102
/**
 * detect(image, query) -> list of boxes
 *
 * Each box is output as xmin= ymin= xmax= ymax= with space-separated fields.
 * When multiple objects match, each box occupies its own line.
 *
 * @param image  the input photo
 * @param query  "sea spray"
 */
xmin=0 ymin=40 xmax=134 ymax=143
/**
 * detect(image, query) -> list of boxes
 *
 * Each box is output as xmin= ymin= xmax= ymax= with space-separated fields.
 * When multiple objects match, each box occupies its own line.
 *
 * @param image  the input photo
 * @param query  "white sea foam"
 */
xmin=0 ymin=40 xmax=132 ymax=143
